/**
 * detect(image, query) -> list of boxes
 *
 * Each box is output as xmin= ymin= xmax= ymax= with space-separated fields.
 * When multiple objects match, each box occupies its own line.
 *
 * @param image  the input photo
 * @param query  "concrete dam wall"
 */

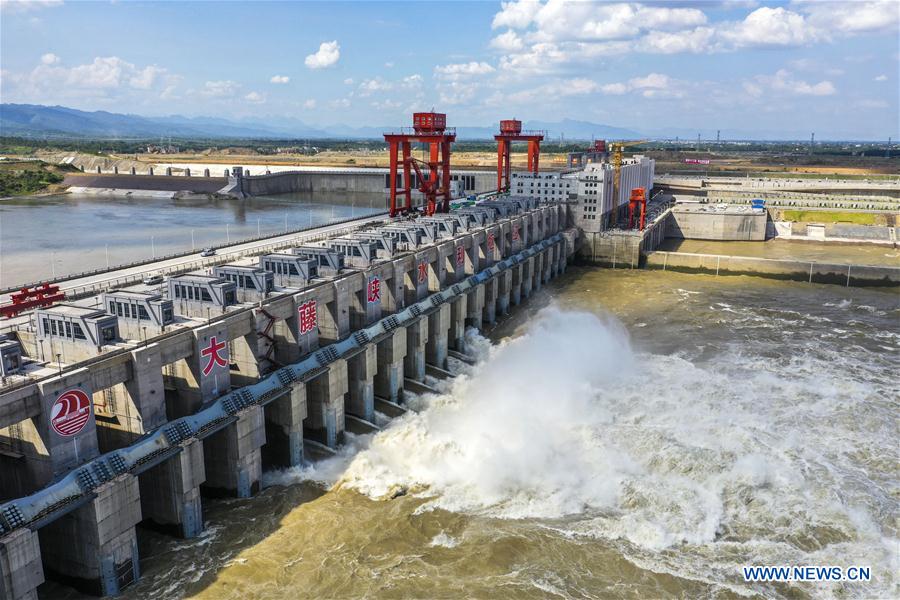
xmin=0 ymin=202 xmax=573 ymax=598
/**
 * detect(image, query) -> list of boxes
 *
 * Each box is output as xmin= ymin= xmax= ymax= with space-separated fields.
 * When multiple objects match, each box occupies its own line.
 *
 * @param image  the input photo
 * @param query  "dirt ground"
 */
xmin=123 ymin=150 xmax=574 ymax=171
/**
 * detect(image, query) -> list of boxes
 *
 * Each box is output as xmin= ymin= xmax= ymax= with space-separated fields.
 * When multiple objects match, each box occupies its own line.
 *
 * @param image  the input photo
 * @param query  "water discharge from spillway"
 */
xmin=96 ymin=268 xmax=897 ymax=600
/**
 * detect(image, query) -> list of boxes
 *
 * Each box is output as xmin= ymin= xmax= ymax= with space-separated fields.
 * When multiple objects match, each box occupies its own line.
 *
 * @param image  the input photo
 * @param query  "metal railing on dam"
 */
xmin=0 ymin=233 xmax=564 ymax=537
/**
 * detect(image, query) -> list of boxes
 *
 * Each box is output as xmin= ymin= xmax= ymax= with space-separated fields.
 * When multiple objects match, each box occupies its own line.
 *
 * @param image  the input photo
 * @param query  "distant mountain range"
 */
xmin=0 ymin=104 xmax=640 ymax=142
xmin=0 ymin=104 xmax=888 ymax=142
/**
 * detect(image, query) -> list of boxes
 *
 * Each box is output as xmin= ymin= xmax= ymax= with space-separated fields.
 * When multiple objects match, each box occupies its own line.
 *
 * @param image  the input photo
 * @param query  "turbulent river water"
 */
xmin=46 ymin=267 xmax=898 ymax=600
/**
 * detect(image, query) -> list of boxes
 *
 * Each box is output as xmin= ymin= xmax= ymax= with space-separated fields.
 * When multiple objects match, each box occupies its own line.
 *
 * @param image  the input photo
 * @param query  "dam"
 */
xmin=0 ymin=197 xmax=573 ymax=598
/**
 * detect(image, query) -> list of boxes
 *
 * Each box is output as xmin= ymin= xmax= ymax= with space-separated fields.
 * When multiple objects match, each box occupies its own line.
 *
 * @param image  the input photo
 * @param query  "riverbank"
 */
xmin=0 ymin=159 xmax=75 ymax=197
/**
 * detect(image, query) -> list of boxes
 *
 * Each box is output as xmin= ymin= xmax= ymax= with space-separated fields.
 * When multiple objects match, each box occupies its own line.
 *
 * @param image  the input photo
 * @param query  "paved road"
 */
xmin=1 ymin=213 xmax=388 ymax=312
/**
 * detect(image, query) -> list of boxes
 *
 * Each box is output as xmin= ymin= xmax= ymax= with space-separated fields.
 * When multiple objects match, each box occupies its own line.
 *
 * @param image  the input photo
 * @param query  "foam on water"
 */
xmin=301 ymin=305 xmax=897 ymax=597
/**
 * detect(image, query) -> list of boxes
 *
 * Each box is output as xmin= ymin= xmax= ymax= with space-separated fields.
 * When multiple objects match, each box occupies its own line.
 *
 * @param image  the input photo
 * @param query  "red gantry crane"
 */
xmin=495 ymin=119 xmax=544 ymax=193
xmin=384 ymin=112 xmax=456 ymax=217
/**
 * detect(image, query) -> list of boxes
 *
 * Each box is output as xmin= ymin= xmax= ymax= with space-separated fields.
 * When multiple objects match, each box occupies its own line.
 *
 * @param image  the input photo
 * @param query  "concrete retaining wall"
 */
xmin=645 ymin=251 xmax=900 ymax=287
xmin=241 ymin=171 xmax=386 ymax=196
xmin=668 ymin=208 xmax=767 ymax=241
xmin=576 ymin=210 xmax=670 ymax=267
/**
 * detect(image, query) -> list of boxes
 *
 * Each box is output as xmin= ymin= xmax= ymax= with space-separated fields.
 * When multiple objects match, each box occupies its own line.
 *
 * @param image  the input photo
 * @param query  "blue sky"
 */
xmin=1 ymin=0 xmax=898 ymax=139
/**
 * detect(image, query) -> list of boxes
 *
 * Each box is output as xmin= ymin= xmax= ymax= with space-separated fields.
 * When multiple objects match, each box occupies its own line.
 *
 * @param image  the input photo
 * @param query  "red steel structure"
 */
xmin=384 ymin=112 xmax=456 ymax=217
xmin=628 ymin=187 xmax=648 ymax=231
xmin=494 ymin=119 xmax=544 ymax=193
xmin=0 ymin=283 xmax=65 ymax=318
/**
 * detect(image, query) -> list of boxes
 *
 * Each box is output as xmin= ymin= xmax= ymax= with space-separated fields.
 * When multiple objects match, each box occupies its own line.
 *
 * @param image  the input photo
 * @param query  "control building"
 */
xmin=32 ymin=304 xmax=120 ymax=363
xmin=260 ymin=253 xmax=318 ymax=288
xmin=510 ymin=171 xmax=577 ymax=202
xmin=212 ymin=265 xmax=275 ymax=303
xmin=102 ymin=290 xmax=175 ymax=340
xmin=574 ymin=155 xmax=655 ymax=232
xmin=168 ymin=274 xmax=238 ymax=319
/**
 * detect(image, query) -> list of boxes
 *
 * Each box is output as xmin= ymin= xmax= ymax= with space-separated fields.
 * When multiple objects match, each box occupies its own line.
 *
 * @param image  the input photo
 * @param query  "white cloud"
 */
xmin=201 ymin=79 xmax=240 ymax=97
xmin=642 ymin=26 xmax=715 ymax=54
xmin=490 ymin=30 xmax=525 ymax=52
xmin=384 ymin=61 xmax=394 ymax=68
xmin=434 ymin=61 xmax=496 ymax=80
xmin=752 ymin=69 xmax=836 ymax=97
xmin=488 ymin=0 xmax=891 ymax=69
xmin=874 ymin=74 xmax=888 ymax=82
xmin=343 ymin=77 xmax=354 ymax=85
xmin=129 ymin=65 xmax=166 ymax=90
xmin=67 ymin=56 xmax=130 ymax=89
xmin=2 ymin=54 xmax=181 ymax=107
xmin=358 ymin=77 xmax=392 ymax=96
xmin=270 ymin=75 xmax=290 ymax=84
xmin=329 ymin=98 xmax=351 ymax=109
xmin=800 ymin=0 xmax=899 ymax=34
xmin=372 ymin=99 xmax=403 ymax=110
xmin=719 ymin=6 xmax=826 ymax=48
xmin=0 ymin=0 xmax=63 ymax=14
xmin=403 ymin=74 xmax=423 ymax=86
xmin=598 ymin=73 xmax=681 ymax=98
xmin=438 ymin=80 xmax=479 ymax=105
xmin=855 ymin=99 xmax=888 ymax=109
xmin=244 ymin=91 xmax=266 ymax=104
xmin=305 ymin=40 xmax=340 ymax=69
xmin=303 ymin=99 xmax=316 ymax=109
xmin=160 ymin=85 xmax=179 ymax=100
xmin=600 ymin=82 xmax=628 ymax=95
xmin=492 ymin=0 xmax=542 ymax=29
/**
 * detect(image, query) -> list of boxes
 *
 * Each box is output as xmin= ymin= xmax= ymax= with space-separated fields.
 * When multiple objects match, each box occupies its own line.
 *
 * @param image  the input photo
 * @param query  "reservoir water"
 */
xmin=42 ymin=266 xmax=897 ymax=599
xmin=0 ymin=192 xmax=386 ymax=289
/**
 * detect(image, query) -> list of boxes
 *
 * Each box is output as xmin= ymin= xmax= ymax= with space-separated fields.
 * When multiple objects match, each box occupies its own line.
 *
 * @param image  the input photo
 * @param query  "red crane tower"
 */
xmin=383 ymin=112 xmax=456 ymax=217
xmin=495 ymin=119 xmax=544 ymax=193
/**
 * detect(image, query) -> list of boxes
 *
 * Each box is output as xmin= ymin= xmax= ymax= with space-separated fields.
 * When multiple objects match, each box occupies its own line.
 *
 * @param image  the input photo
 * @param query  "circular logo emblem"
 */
xmin=50 ymin=388 xmax=92 ymax=437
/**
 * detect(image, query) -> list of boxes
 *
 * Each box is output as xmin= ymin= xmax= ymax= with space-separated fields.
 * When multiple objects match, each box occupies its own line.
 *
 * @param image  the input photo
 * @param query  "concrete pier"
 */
xmin=374 ymin=329 xmax=406 ymax=403
xmin=466 ymin=283 xmax=485 ymax=330
xmin=0 ymin=529 xmax=43 ymax=600
xmin=425 ymin=303 xmax=451 ymax=369
xmin=304 ymin=359 xmax=348 ymax=448
xmin=201 ymin=406 xmax=264 ymax=498
xmin=447 ymin=295 xmax=467 ymax=353
xmin=346 ymin=345 xmax=377 ymax=422
xmin=403 ymin=318 xmax=428 ymax=382
xmin=37 ymin=476 xmax=141 ymax=596
xmin=497 ymin=270 xmax=512 ymax=316
xmin=262 ymin=384 xmax=307 ymax=468
xmin=138 ymin=439 xmax=205 ymax=538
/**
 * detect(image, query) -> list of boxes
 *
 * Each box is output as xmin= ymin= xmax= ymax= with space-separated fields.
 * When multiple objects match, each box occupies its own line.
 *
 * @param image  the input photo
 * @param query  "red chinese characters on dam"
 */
xmin=298 ymin=300 xmax=317 ymax=336
xmin=201 ymin=336 xmax=228 ymax=377
xmin=367 ymin=277 xmax=381 ymax=303
xmin=50 ymin=388 xmax=92 ymax=437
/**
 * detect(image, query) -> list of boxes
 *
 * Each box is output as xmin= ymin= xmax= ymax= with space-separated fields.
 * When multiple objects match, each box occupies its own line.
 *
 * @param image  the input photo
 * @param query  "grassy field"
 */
xmin=0 ymin=160 xmax=76 ymax=196
xmin=780 ymin=210 xmax=881 ymax=225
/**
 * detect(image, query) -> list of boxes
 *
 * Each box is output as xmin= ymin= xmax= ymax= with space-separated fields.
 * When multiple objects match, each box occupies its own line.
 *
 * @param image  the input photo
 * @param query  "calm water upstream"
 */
xmin=0 ymin=192 xmax=386 ymax=288
xmin=41 ymin=267 xmax=898 ymax=600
